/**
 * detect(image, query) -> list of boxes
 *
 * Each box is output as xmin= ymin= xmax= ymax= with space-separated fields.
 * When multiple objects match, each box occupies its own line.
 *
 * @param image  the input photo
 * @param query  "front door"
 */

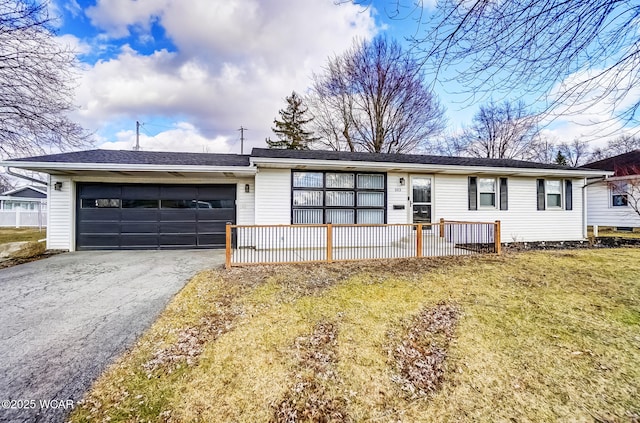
xmin=411 ymin=176 xmax=432 ymax=224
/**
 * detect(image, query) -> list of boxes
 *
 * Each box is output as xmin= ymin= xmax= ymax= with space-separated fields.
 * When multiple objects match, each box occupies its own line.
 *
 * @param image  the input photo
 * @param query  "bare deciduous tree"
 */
xmin=0 ymin=0 xmax=90 ymax=169
xmin=370 ymin=0 xmax=640 ymax=125
xmin=308 ymin=36 xmax=446 ymax=154
xmin=459 ymin=100 xmax=541 ymax=160
xmin=558 ymin=139 xmax=591 ymax=167
xmin=604 ymin=135 xmax=640 ymax=157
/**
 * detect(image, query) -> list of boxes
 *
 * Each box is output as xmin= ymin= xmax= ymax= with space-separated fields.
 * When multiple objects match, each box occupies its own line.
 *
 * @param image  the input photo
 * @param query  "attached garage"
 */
xmin=76 ymin=183 xmax=236 ymax=250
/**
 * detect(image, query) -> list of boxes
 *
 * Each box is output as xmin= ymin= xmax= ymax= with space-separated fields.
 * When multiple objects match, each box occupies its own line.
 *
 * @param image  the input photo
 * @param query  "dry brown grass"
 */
xmin=9 ymin=241 xmax=45 ymax=259
xmin=70 ymin=250 xmax=640 ymax=423
xmin=0 ymin=227 xmax=46 ymax=244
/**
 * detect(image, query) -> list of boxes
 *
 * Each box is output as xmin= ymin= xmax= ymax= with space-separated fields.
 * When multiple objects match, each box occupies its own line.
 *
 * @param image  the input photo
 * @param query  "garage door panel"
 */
xmin=77 ymin=183 xmax=236 ymax=250
xmin=77 ymin=235 xmax=120 ymax=248
xmin=160 ymin=186 xmax=197 ymax=199
xmin=197 ymin=221 xmax=227 ymax=233
xmin=121 ymin=209 xmax=160 ymax=221
xmin=159 ymin=234 xmax=197 ymax=246
xmin=120 ymin=234 xmax=159 ymax=248
xmin=198 ymin=234 xmax=225 ymax=246
xmin=160 ymin=222 xmax=197 ymax=233
xmin=197 ymin=186 xmax=235 ymax=197
xmin=78 ymin=221 xmax=120 ymax=234
xmin=160 ymin=209 xmax=197 ymax=221
xmin=78 ymin=209 xmax=121 ymax=221
xmin=79 ymin=184 xmax=121 ymax=197
xmin=197 ymin=209 xmax=235 ymax=220
xmin=122 ymin=186 xmax=160 ymax=199
xmin=121 ymin=222 xmax=158 ymax=233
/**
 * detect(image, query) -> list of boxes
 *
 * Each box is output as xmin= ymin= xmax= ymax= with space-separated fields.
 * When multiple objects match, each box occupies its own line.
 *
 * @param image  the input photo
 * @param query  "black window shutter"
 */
xmin=537 ymin=179 xmax=545 ymax=210
xmin=499 ymin=178 xmax=508 ymax=210
xmin=565 ymin=179 xmax=573 ymax=210
xmin=468 ymin=177 xmax=477 ymax=210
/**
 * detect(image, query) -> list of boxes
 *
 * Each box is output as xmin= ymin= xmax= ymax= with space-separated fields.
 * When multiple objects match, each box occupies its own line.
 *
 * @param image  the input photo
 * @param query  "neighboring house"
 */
xmin=0 ymin=185 xmax=47 ymax=210
xmin=0 ymin=148 xmax=608 ymax=251
xmin=582 ymin=150 xmax=640 ymax=230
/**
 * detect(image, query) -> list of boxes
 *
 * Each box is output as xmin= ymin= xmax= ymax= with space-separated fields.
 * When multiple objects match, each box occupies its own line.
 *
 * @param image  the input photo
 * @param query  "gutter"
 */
xmin=250 ymin=157 xmax=612 ymax=178
xmin=0 ymin=161 xmax=258 ymax=175
xmin=5 ymin=167 xmax=47 ymax=185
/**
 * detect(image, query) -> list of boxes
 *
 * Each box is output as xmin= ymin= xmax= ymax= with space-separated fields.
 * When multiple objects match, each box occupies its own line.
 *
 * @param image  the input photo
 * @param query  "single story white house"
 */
xmin=1 ymin=148 xmax=609 ymax=251
xmin=582 ymin=150 xmax=640 ymax=230
xmin=0 ymin=185 xmax=47 ymax=211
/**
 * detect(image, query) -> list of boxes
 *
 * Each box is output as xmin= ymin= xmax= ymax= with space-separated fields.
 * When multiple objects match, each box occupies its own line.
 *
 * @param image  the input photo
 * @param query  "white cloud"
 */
xmin=98 ymin=122 xmax=233 ymax=153
xmin=73 ymin=0 xmax=378 ymax=153
xmin=56 ymin=33 xmax=91 ymax=55
xmin=540 ymin=63 xmax=640 ymax=148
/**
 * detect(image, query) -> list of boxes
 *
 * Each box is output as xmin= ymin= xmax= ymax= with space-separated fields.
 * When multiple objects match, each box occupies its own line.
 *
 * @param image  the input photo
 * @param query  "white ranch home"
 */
xmin=1 ymin=148 xmax=609 ymax=251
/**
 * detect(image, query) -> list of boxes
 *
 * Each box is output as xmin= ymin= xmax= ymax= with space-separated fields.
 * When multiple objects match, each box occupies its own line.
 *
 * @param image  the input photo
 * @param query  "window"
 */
xmin=546 ymin=180 xmax=562 ymax=208
xmin=81 ymin=198 xmax=120 ymax=208
xmin=536 ymin=179 xmax=573 ymax=210
xmin=291 ymin=171 xmax=385 ymax=224
xmin=611 ymin=182 xmax=629 ymax=207
xmin=122 ymin=199 xmax=158 ymax=208
xmin=468 ymin=177 xmax=508 ymax=210
xmin=478 ymin=178 xmax=496 ymax=207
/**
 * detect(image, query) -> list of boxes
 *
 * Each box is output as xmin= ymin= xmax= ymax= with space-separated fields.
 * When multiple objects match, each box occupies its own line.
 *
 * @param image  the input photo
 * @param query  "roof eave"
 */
xmin=250 ymin=157 xmax=612 ymax=177
xmin=1 ymin=161 xmax=257 ymax=175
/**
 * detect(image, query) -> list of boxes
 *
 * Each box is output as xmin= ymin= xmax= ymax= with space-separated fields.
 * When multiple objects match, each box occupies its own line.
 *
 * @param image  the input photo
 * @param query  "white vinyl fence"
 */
xmin=0 ymin=210 xmax=47 ymax=228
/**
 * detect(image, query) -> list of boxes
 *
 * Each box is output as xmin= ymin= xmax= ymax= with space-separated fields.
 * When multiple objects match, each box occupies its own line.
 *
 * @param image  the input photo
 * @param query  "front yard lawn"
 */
xmin=0 ymin=227 xmax=46 ymax=244
xmin=71 ymin=249 xmax=640 ymax=422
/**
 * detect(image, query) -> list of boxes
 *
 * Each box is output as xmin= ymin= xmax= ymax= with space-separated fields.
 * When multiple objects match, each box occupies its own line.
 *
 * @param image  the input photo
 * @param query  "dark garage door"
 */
xmin=76 ymin=183 xmax=236 ymax=250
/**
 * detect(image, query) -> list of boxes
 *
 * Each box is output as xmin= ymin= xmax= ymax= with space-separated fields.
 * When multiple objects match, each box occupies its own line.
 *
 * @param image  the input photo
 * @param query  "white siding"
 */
xmin=434 ymin=175 xmax=585 ymax=242
xmin=387 ymin=172 xmax=409 ymax=223
xmin=47 ymin=175 xmax=73 ymax=250
xmin=254 ymin=168 xmax=291 ymax=224
xmin=586 ymin=181 xmax=640 ymax=227
xmin=236 ymin=177 xmax=255 ymax=225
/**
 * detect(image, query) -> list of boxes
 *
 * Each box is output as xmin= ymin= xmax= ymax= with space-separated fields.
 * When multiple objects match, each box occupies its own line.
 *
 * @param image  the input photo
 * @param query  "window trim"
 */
xmin=469 ymin=176 xmax=508 ymax=210
xmin=545 ymin=179 xmax=563 ymax=209
xmin=291 ymin=170 xmax=387 ymax=224
xmin=611 ymin=182 xmax=630 ymax=207
xmin=478 ymin=177 xmax=497 ymax=208
xmin=537 ymin=178 xmax=573 ymax=211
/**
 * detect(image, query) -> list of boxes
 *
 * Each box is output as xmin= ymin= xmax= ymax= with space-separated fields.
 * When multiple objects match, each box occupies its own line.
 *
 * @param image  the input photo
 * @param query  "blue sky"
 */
xmin=52 ymin=0 xmax=635 ymax=154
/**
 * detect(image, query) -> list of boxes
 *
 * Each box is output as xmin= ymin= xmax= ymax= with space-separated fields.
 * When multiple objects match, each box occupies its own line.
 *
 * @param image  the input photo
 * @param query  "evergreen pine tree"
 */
xmin=555 ymin=150 xmax=568 ymax=165
xmin=267 ymin=91 xmax=318 ymax=149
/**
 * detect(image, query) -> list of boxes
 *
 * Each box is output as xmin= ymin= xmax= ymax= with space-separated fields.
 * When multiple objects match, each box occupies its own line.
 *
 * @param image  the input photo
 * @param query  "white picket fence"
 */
xmin=0 ymin=210 xmax=47 ymax=228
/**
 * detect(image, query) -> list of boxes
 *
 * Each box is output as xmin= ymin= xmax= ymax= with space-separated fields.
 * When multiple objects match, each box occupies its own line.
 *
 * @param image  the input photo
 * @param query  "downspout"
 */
xmin=5 ymin=167 xmax=48 ymax=185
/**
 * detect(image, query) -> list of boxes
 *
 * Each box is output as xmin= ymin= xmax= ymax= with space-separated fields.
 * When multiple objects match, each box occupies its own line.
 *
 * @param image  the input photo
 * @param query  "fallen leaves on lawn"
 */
xmin=272 ymin=321 xmax=349 ymax=423
xmin=142 ymin=294 xmax=244 ymax=376
xmin=388 ymin=302 xmax=461 ymax=399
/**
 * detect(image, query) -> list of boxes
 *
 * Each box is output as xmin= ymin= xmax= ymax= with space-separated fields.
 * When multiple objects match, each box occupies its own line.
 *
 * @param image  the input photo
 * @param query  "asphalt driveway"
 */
xmin=0 ymin=250 xmax=223 ymax=423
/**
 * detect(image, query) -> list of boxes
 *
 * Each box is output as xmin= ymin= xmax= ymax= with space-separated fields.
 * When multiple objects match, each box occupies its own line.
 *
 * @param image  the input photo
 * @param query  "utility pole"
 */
xmin=134 ymin=121 xmax=141 ymax=151
xmin=238 ymin=126 xmax=247 ymax=154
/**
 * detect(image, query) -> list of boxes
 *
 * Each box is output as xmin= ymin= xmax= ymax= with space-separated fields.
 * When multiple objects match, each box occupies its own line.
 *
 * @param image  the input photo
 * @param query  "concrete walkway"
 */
xmin=0 ymin=250 xmax=223 ymax=423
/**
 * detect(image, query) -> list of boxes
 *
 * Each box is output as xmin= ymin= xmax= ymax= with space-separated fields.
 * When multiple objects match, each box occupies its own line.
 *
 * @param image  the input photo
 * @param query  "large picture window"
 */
xmin=292 ymin=171 xmax=386 ymax=224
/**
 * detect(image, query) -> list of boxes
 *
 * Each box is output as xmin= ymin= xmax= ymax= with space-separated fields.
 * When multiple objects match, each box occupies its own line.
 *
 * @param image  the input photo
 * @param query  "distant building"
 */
xmin=0 ymin=186 xmax=47 ymax=211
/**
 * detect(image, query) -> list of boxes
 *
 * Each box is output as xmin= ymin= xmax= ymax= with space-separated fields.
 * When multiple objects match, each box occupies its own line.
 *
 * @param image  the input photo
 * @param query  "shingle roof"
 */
xmin=11 ymin=149 xmax=251 ymax=167
xmin=251 ymin=148 xmax=587 ymax=171
xmin=581 ymin=149 xmax=640 ymax=173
